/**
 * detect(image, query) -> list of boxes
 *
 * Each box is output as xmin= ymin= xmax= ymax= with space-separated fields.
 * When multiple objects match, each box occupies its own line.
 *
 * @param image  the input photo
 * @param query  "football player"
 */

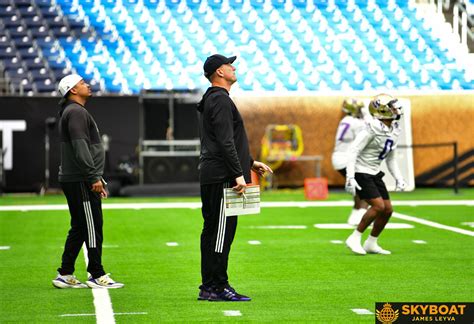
xmin=332 ymin=98 xmax=369 ymax=225
xmin=344 ymin=94 xmax=407 ymax=255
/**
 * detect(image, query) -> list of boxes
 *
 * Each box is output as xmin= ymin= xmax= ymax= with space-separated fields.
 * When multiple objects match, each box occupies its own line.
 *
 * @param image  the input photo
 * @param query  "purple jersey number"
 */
xmin=337 ymin=122 xmax=350 ymax=141
xmin=379 ymin=139 xmax=394 ymax=160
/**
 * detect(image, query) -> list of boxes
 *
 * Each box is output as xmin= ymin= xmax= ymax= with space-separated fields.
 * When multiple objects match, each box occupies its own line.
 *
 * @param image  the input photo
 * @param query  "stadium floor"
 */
xmin=0 ymin=188 xmax=472 ymax=323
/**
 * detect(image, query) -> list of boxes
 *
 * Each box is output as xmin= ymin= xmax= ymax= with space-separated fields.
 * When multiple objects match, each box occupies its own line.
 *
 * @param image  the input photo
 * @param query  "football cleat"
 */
xmin=342 ymin=98 xmax=364 ymax=117
xmin=369 ymin=94 xmax=403 ymax=120
xmin=52 ymin=274 xmax=88 ymax=289
xmin=363 ymin=241 xmax=391 ymax=255
xmin=86 ymin=274 xmax=124 ymax=289
xmin=345 ymin=235 xmax=367 ymax=255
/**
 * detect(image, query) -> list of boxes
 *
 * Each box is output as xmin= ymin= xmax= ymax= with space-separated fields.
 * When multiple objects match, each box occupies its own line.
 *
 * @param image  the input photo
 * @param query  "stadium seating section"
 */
xmin=0 ymin=0 xmax=473 ymax=95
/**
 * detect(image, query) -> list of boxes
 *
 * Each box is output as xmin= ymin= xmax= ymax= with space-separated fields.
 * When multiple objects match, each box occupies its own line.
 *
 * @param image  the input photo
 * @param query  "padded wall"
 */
xmin=234 ymin=92 xmax=474 ymax=187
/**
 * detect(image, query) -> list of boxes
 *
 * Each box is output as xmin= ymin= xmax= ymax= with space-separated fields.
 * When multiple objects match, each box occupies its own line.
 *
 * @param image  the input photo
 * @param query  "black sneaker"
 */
xmin=225 ymin=284 xmax=251 ymax=301
xmin=198 ymin=285 xmax=214 ymax=300
xmin=209 ymin=286 xmax=251 ymax=302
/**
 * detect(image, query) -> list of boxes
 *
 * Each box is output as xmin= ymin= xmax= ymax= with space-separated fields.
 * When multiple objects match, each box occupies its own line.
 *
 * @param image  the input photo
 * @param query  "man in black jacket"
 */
xmin=197 ymin=54 xmax=272 ymax=301
xmin=52 ymin=74 xmax=123 ymax=289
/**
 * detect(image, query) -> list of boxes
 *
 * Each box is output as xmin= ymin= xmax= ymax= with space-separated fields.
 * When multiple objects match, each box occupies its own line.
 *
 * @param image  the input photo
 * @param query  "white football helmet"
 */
xmin=342 ymin=98 xmax=364 ymax=117
xmin=369 ymin=94 xmax=403 ymax=120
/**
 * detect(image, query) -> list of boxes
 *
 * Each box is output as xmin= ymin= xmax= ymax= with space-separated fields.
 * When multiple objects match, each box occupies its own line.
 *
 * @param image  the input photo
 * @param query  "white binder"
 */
xmin=223 ymin=185 xmax=261 ymax=216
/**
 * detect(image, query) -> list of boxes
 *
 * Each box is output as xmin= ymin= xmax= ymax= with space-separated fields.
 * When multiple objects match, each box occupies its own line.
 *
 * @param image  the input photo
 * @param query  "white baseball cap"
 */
xmin=58 ymin=74 xmax=83 ymax=97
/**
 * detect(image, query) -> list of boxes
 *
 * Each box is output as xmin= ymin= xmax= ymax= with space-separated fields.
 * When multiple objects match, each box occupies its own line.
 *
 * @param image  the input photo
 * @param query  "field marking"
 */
xmin=412 ymin=240 xmax=427 ymax=244
xmin=166 ymin=242 xmax=179 ymax=246
xmin=248 ymin=240 xmax=261 ymax=245
xmin=392 ymin=212 xmax=474 ymax=237
xmin=83 ymin=244 xmax=116 ymax=324
xmin=461 ymin=222 xmax=474 ymax=228
xmin=351 ymin=309 xmax=374 ymax=315
xmin=330 ymin=240 xmax=343 ymax=244
xmin=0 ymin=246 xmax=11 ymax=250
xmin=59 ymin=312 xmax=147 ymax=317
xmin=247 ymin=225 xmax=307 ymax=229
xmin=314 ymin=223 xmax=414 ymax=229
xmin=223 ymin=310 xmax=242 ymax=316
xmin=1 ymin=200 xmax=472 ymax=212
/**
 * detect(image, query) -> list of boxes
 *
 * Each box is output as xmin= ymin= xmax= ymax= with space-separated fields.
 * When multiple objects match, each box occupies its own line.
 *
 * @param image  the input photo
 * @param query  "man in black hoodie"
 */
xmin=52 ymin=74 xmax=123 ymax=289
xmin=197 ymin=55 xmax=272 ymax=301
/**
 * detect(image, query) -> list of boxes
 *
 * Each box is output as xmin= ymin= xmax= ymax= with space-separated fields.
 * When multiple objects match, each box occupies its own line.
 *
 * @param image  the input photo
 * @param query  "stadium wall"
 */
xmin=0 ymin=92 xmax=472 ymax=192
xmin=0 ymin=96 xmax=139 ymax=192
xmin=234 ymin=91 xmax=474 ymax=187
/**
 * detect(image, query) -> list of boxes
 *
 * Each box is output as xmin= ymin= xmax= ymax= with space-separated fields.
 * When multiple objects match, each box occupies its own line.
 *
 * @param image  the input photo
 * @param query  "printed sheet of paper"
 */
xmin=223 ymin=185 xmax=260 ymax=216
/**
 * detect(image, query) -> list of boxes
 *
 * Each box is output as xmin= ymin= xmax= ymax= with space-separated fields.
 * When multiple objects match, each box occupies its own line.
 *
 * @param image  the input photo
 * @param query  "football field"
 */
xmin=0 ymin=189 xmax=473 ymax=323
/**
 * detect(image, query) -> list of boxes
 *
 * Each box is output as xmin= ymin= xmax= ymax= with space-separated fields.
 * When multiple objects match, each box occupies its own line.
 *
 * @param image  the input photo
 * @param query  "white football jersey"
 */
xmin=332 ymin=115 xmax=366 ymax=170
xmin=346 ymin=118 xmax=402 ymax=176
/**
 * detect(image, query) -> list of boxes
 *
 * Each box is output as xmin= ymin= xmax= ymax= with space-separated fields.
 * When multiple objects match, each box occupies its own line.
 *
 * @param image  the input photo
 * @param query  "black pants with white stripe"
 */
xmin=58 ymin=181 xmax=106 ymax=279
xmin=200 ymin=182 xmax=238 ymax=290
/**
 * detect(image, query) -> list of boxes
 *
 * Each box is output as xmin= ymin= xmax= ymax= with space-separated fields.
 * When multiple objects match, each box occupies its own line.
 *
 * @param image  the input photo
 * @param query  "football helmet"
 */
xmin=369 ymin=94 xmax=403 ymax=120
xmin=342 ymin=98 xmax=364 ymax=117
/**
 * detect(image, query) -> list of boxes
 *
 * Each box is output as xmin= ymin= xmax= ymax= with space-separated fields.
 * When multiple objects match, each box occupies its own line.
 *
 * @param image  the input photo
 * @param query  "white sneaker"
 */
xmin=363 ymin=241 xmax=391 ymax=255
xmin=52 ymin=274 xmax=88 ymax=288
xmin=345 ymin=235 xmax=366 ymax=255
xmin=86 ymin=273 xmax=124 ymax=289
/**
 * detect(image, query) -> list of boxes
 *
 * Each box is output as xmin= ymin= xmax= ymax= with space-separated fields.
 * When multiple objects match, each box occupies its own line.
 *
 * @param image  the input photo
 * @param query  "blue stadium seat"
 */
xmin=0 ymin=46 xmax=17 ymax=59
xmin=4 ymin=67 xmax=28 ymax=81
xmin=2 ymin=56 xmax=24 ymax=69
xmin=34 ymin=78 xmax=57 ymax=93
xmin=23 ymin=57 xmax=46 ymax=69
xmin=3 ymin=0 xmax=471 ymax=93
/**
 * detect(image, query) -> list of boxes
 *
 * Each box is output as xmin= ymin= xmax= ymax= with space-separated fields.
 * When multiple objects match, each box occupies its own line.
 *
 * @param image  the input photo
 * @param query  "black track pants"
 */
xmin=57 ymin=182 xmax=105 ymax=278
xmin=200 ymin=182 xmax=238 ymax=289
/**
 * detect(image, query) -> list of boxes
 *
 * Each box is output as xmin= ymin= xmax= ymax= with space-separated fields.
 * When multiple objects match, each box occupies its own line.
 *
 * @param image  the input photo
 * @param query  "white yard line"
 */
xmin=412 ymin=240 xmax=427 ymax=244
xmin=330 ymin=240 xmax=344 ymax=244
xmin=248 ymin=240 xmax=261 ymax=245
xmin=0 ymin=200 xmax=472 ymax=212
xmin=461 ymin=222 xmax=474 ymax=228
xmin=314 ymin=223 xmax=414 ymax=229
xmin=59 ymin=312 xmax=147 ymax=317
xmin=247 ymin=225 xmax=308 ymax=229
xmin=82 ymin=244 xmax=116 ymax=324
xmin=351 ymin=309 xmax=374 ymax=315
xmin=166 ymin=242 xmax=179 ymax=246
xmin=0 ymin=246 xmax=11 ymax=250
xmin=223 ymin=310 xmax=242 ymax=316
xmin=2 ymin=201 xmax=472 ymax=238
xmin=392 ymin=212 xmax=474 ymax=237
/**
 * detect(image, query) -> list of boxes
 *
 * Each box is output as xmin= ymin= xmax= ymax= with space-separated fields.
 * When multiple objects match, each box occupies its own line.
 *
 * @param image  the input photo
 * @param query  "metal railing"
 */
xmin=399 ymin=142 xmax=459 ymax=193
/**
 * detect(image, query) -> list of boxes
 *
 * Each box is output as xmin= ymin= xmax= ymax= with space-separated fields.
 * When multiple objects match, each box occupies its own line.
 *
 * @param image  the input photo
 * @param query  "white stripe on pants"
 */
xmin=81 ymin=183 xmax=97 ymax=248
xmin=215 ymin=182 xmax=228 ymax=253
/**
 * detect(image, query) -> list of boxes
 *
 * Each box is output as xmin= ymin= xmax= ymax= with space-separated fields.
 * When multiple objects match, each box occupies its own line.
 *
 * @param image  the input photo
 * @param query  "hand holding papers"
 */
xmin=224 ymin=185 xmax=261 ymax=216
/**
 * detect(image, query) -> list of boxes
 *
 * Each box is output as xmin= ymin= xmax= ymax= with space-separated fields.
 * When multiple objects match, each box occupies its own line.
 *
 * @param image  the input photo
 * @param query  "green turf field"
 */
xmin=0 ymin=189 xmax=473 ymax=323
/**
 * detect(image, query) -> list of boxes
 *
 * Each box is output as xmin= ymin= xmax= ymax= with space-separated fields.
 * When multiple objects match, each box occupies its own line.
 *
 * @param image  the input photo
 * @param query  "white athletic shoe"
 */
xmin=86 ymin=274 xmax=124 ymax=289
xmin=345 ymin=235 xmax=366 ymax=255
xmin=363 ymin=241 xmax=391 ymax=255
xmin=52 ymin=274 xmax=88 ymax=288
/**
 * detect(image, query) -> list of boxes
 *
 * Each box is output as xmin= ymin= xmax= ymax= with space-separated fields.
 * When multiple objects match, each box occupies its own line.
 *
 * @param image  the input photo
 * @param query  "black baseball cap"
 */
xmin=203 ymin=54 xmax=237 ymax=79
